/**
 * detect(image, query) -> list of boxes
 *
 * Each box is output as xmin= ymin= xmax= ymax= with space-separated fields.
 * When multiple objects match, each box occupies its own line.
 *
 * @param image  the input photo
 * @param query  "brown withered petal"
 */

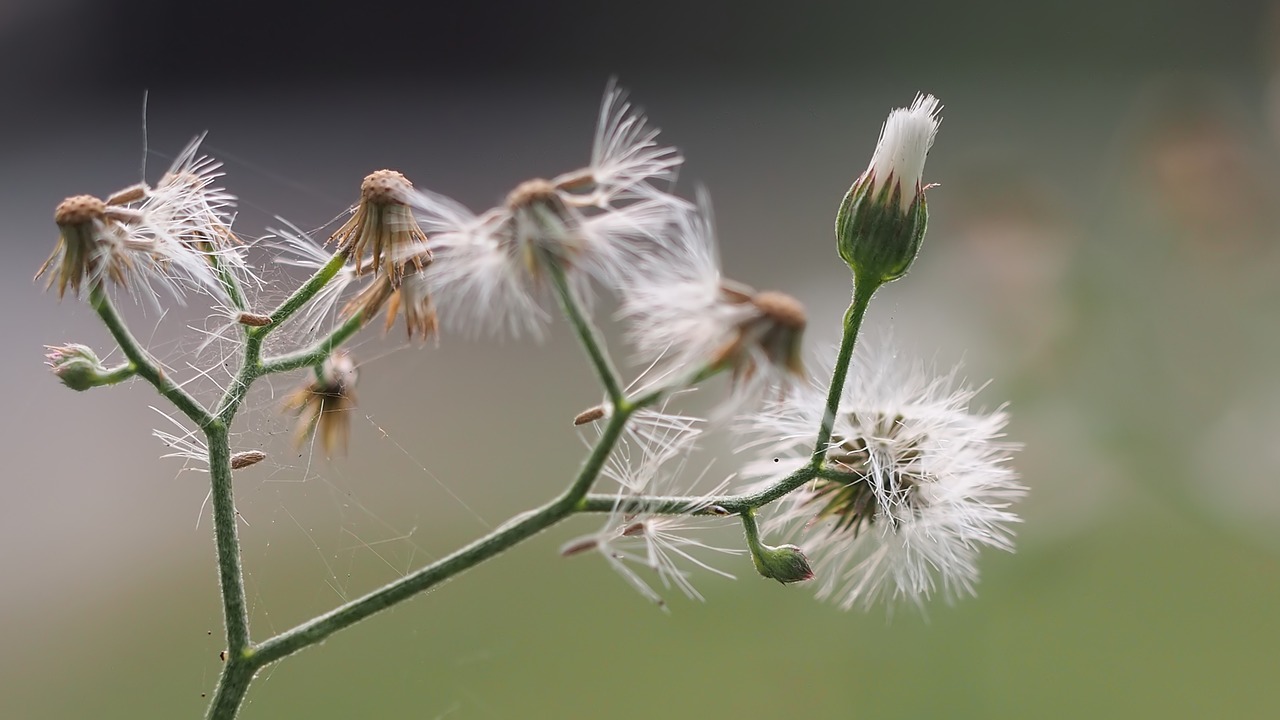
xmin=708 ymin=288 xmax=807 ymax=382
xmin=283 ymin=353 xmax=359 ymax=457
xmin=38 ymin=196 xmax=109 ymax=298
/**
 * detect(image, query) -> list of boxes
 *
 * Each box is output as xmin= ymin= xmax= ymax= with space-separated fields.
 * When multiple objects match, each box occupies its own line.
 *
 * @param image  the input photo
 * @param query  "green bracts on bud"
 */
xmin=835 ymin=173 xmax=928 ymax=286
xmin=741 ymin=509 xmax=814 ymax=585
xmin=750 ymin=542 xmax=816 ymax=585
xmin=44 ymin=344 xmax=134 ymax=391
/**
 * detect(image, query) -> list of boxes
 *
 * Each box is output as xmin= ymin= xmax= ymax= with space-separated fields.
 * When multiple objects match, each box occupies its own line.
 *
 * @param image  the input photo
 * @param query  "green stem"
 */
xmin=260 ymin=250 xmax=348 ymax=333
xmin=206 ymin=424 xmax=251 ymax=656
xmin=88 ymin=284 xmax=214 ymax=429
xmin=249 ymin=408 xmax=632 ymax=669
xmin=97 ymin=362 xmax=138 ymax=386
xmin=545 ymin=260 xmax=625 ymax=405
xmin=578 ymin=463 xmax=819 ymax=516
xmin=740 ymin=507 xmax=765 ymax=554
xmin=259 ymin=312 xmax=366 ymax=376
xmin=209 ymin=251 xmax=248 ymax=314
xmin=811 ymin=274 xmax=879 ymax=464
xmin=206 ymin=659 xmax=255 ymax=720
xmin=203 ymin=253 xmax=358 ymax=719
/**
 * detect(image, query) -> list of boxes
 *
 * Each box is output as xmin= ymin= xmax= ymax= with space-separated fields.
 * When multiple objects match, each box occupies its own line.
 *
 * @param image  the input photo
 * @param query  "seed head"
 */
xmin=741 ymin=343 xmax=1022 ymax=609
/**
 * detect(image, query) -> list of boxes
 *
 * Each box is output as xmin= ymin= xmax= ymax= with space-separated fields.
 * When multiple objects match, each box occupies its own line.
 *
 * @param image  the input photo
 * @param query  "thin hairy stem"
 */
xmin=811 ymin=274 xmax=879 ymax=464
xmin=89 ymin=284 xmax=214 ymax=429
xmin=246 ymin=408 xmax=635 ymax=673
xmin=740 ymin=507 xmax=765 ymax=553
xmin=578 ymin=463 xmax=819 ymax=516
xmin=206 ymin=425 xmax=251 ymax=655
xmin=97 ymin=362 xmax=138 ymax=385
xmin=259 ymin=311 xmax=366 ymax=376
xmin=209 ymin=252 xmax=248 ymax=314
xmin=545 ymin=259 xmax=625 ymax=405
xmin=260 ymin=250 xmax=349 ymax=333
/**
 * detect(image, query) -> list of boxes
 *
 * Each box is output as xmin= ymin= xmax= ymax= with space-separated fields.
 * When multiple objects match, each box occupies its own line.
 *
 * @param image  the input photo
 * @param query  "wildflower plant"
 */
xmin=38 ymin=86 xmax=1023 ymax=718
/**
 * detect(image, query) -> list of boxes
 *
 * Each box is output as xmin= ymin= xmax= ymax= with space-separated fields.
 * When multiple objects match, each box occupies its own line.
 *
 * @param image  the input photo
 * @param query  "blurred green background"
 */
xmin=4 ymin=1 xmax=1280 ymax=718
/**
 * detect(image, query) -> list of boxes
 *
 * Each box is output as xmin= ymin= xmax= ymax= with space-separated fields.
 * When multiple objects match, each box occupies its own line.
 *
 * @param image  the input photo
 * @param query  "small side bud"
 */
xmin=742 ymin=510 xmax=814 ymax=585
xmin=230 ymin=450 xmax=267 ymax=470
xmin=835 ymin=94 xmax=941 ymax=285
xmin=44 ymin=344 xmax=121 ymax=391
xmin=750 ymin=543 xmax=815 ymax=585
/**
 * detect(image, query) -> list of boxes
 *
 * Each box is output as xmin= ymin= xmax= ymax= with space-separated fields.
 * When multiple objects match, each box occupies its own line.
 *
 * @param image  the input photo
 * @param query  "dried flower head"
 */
xmin=38 ymin=138 xmax=252 ymax=305
xmin=741 ymin=342 xmax=1022 ymax=609
xmin=284 ymin=353 xmax=359 ymax=457
xmin=412 ymin=83 xmax=687 ymax=338
xmin=620 ymin=193 xmax=806 ymax=394
xmin=144 ymin=136 xmax=242 ymax=252
xmin=330 ymin=169 xmax=431 ymax=284
xmin=38 ymin=195 xmax=128 ymax=298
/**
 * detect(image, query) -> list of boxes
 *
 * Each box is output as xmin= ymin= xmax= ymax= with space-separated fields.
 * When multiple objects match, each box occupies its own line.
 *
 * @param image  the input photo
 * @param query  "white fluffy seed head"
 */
xmin=618 ymin=192 xmax=804 ymax=401
xmin=409 ymin=83 xmax=689 ymax=341
xmin=740 ymin=340 xmax=1023 ymax=610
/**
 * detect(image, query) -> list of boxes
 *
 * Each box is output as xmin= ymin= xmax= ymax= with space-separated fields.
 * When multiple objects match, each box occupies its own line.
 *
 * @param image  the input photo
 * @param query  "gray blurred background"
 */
xmin=5 ymin=0 xmax=1280 ymax=717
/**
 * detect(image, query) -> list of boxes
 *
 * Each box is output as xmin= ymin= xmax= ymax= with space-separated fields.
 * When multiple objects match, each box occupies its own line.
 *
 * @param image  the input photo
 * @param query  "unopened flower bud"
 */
xmin=836 ymin=94 xmax=941 ymax=285
xmin=750 ymin=542 xmax=815 ymax=585
xmin=45 ymin=343 xmax=113 ymax=391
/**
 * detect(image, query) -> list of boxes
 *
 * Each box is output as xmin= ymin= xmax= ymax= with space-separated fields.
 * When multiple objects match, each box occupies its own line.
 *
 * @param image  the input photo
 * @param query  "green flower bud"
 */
xmin=750 ymin=542 xmax=816 ymax=585
xmin=44 ymin=343 xmax=114 ymax=391
xmin=835 ymin=94 xmax=941 ymax=285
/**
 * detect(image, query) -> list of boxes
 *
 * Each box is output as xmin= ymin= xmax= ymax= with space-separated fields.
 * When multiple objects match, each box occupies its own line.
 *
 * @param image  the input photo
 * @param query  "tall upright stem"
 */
xmin=206 ymin=425 xmax=251 ymax=655
xmin=811 ymin=275 xmax=880 ymax=464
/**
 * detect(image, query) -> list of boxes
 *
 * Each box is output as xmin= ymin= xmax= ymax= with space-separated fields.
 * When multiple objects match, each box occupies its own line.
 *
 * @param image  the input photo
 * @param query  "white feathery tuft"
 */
xmin=739 ymin=339 xmax=1023 ymax=610
xmin=866 ymin=94 xmax=942 ymax=210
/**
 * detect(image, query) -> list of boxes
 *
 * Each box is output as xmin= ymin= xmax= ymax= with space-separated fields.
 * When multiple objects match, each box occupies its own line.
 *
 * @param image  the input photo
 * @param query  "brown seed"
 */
xmin=573 ymin=406 xmax=607 ymax=426
xmin=231 ymin=451 xmax=267 ymax=470
xmin=236 ymin=312 xmax=273 ymax=327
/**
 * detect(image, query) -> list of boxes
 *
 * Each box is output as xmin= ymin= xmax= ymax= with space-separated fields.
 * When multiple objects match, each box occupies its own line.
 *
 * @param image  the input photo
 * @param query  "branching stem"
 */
xmin=89 ymin=284 xmax=213 ymax=429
